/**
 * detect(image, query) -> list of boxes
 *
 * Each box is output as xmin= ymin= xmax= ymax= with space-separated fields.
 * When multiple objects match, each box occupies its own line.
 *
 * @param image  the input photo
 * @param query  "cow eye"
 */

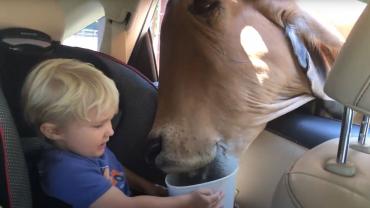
xmin=189 ymin=0 xmax=221 ymax=18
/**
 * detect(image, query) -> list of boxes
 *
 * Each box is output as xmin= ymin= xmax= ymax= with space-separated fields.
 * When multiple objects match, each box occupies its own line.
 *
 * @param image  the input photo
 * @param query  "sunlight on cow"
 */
xmin=240 ymin=26 xmax=270 ymax=84
xmin=147 ymin=0 xmax=362 ymax=174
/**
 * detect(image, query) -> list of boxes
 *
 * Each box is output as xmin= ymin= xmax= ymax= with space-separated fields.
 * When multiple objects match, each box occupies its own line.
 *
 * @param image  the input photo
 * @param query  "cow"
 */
xmin=147 ymin=0 xmax=345 ymax=175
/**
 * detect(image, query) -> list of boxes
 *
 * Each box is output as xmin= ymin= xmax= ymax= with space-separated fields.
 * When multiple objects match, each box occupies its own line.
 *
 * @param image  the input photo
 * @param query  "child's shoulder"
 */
xmin=44 ymin=148 xmax=90 ymax=162
xmin=39 ymin=148 xmax=101 ymax=174
xmin=38 ymin=148 xmax=115 ymax=207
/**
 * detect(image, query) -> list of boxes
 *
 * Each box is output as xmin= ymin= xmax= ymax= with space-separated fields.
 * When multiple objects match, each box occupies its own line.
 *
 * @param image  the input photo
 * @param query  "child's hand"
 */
xmin=189 ymin=189 xmax=224 ymax=208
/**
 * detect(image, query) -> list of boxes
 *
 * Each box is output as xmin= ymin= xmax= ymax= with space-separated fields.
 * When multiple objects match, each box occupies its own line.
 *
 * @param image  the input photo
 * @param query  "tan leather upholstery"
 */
xmin=272 ymin=138 xmax=370 ymax=208
xmin=236 ymin=131 xmax=306 ymax=208
xmin=272 ymin=4 xmax=370 ymax=208
xmin=324 ymin=4 xmax=370 ymax=115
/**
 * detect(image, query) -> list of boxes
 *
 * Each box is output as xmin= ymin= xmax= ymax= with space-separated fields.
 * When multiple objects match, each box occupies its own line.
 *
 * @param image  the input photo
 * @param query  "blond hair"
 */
xmin=22 ymin=58 xmax=119 ymax=128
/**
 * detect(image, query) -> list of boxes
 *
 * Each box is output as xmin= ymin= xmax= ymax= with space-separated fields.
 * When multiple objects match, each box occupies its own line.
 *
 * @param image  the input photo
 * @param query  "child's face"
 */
xmin=55 ymin=109 xmax=116 ymax=157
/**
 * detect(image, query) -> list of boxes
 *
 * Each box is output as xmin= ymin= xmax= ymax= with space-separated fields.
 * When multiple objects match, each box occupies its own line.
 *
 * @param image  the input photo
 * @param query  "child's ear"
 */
xmin=40 ymin=123 xmax=63 ymax=141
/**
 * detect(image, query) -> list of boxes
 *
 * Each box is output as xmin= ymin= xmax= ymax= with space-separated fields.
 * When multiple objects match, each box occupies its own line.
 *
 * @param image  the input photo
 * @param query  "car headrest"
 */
xmin=0 ymin=0 xmax=64 ymax=41
xmin=324 ymin=4 xmax=370 ymax=115
xmin=0 ymin=28 xmax=56 ymax=55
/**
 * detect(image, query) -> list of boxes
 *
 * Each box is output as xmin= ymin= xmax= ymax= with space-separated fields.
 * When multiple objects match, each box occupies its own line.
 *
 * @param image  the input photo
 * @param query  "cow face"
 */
xmin=148 ymin=0 xmax=342 ymax=173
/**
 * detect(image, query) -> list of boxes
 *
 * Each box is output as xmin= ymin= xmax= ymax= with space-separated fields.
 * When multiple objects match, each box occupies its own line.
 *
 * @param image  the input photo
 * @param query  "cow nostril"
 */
xmin=145 ymin=136 xmax=162 ymax=165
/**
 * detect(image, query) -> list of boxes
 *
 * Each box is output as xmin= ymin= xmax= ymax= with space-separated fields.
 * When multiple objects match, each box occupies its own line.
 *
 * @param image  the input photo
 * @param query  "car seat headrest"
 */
xmin=324 ymin=5 xmax=370 ymax=115
xmin=0 ymin=28 xmax=56 ymax=55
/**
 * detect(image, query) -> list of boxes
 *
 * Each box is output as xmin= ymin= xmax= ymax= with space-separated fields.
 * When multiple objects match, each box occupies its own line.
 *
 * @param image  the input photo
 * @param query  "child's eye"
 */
xmin=93 ymin=124 xmax=104 ymax=128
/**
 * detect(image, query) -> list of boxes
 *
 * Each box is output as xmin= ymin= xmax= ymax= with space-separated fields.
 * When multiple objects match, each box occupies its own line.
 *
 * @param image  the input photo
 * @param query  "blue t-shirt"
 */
xmin=38 ymin=147 xmax=131 ymax=208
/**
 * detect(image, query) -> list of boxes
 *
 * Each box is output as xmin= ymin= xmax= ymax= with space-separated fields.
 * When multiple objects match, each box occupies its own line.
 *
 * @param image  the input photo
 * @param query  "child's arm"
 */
xmin=90 ymin=186 xmax=224 ymax=208
xmin=124 ymin=167 xmax=167 ymax=196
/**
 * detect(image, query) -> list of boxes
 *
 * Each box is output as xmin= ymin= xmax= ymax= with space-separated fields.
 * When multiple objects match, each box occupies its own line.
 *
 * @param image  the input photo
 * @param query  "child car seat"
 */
xmin=0 ymin=27 xmax=164 ymax=208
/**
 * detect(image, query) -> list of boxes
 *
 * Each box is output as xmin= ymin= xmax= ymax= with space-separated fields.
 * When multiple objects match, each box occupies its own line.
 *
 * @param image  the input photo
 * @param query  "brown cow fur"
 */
xmin=150 ymin=0 xmax=345 ymax=173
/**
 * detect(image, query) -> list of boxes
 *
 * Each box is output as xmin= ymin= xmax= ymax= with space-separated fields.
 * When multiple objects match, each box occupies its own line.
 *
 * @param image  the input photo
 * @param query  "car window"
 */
xmin=149 ymin=0 xmax=168 ymax=71
xmin=62 ymin=17 xmax=105 ymax=51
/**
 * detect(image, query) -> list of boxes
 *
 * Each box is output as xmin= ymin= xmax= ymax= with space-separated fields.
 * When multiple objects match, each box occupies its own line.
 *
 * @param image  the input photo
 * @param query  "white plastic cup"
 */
xmin=165 ymin=163 xmax=238 ymax=208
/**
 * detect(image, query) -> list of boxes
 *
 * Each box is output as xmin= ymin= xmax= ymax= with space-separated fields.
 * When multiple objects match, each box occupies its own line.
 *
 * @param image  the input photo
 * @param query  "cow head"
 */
xmin=148 ymin=0 xmax=343 ymax=174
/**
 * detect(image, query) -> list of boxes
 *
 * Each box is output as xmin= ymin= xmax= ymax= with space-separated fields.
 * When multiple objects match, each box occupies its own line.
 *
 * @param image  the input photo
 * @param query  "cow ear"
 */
xmin=285 ymin=24 xmax=342 ymax=101
xmin=189 ymin=0 xmax=221 ymax=25
xmin=294 ymin=17 xmax=343 ymax=101
xmin=256 ymin=1 xmax=343 ymax=101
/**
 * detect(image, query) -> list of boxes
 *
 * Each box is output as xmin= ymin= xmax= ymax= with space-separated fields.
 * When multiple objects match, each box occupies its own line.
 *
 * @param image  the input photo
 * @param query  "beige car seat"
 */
xmin=271 ymin=4 xmax=370 ymax=208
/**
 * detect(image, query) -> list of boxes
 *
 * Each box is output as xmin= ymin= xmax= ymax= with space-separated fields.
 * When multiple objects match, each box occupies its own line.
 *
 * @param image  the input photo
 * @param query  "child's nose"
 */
xmin=106 ymin=122 xmax=114 ymax=136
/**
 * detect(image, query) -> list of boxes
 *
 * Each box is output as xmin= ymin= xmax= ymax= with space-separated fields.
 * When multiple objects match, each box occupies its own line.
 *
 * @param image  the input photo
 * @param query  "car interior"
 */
xmin=0 ymin=0 xmax=369 ymax=208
